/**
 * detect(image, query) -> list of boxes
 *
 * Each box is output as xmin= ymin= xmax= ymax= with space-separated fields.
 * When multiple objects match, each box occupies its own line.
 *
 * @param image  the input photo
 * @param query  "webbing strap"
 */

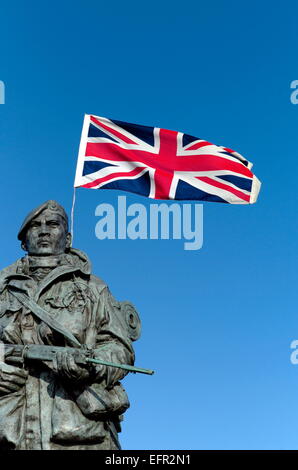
xmin=9 ymin=288 xmax=81 ymax=348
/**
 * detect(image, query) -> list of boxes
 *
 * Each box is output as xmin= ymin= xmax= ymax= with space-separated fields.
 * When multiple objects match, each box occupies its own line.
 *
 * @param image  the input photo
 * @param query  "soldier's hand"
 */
xmin=52 ymin=351 xmax=90 ymax=384
xmin=0 ymin=362 xmax=28 ymax=396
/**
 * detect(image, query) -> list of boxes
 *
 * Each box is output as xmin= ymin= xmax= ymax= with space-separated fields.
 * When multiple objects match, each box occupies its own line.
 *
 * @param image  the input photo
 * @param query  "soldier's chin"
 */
xmin=28 ymin=246 xmax=55 ymax=256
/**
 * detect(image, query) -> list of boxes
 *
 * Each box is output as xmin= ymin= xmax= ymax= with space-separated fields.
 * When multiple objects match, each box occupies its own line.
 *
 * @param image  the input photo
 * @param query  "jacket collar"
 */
xmin=0 ymin=248 xmax=93 ymax=298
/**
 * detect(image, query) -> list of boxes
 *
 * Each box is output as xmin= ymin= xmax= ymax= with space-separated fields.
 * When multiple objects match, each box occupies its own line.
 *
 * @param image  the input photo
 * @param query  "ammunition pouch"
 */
xmin=72 ymin=381 xmax=130 ymax=420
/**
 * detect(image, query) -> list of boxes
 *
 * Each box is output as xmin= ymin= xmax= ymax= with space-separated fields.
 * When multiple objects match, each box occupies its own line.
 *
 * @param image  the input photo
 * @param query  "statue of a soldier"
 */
xmin=0 ymin=200 xmax=141 ymax=450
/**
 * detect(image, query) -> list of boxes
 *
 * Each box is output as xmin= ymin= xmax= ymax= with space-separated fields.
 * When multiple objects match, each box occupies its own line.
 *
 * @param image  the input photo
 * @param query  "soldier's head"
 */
xmin=18 ymin=200 xmax=72 ymax=256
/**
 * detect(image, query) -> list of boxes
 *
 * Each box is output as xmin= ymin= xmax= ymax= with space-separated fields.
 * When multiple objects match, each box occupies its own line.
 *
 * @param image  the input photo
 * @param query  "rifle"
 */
xmin=2 ymin=343 xmax=154 ymax=376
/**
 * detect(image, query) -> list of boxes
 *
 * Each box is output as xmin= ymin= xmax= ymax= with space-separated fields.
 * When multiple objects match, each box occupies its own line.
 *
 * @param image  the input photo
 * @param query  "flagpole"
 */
xmin=70 ymin=114 xmax=91 ymax=246
xmin=70 ymin=186 xmax=76 ymax=245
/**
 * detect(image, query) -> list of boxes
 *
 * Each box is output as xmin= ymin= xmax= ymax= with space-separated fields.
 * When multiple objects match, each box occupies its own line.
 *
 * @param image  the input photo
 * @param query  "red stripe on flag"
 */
xmin=185 ymin=141 xmax=213 ymax=151
xmin=81 ymin=166 xmax=147 ymax=189
xmin=223 ymin=147 xmax=236 ymax=154
xmin=86 ymin=142 xmax=253 ymax=178
xmin=90 ymin=116 xmax=136 ymax=145
xmin=196 ymin=176 xmax=251 ymax=202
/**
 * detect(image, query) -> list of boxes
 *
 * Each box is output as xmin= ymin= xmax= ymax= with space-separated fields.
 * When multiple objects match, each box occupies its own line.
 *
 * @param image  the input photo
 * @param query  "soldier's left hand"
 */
xmin=52 ymin=351 xmax=90 ymax=384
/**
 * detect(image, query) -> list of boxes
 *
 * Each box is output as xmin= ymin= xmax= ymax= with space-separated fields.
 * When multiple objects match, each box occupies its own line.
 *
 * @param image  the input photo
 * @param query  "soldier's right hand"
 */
xmin=0 ymin=362 xmax=28 ymax=396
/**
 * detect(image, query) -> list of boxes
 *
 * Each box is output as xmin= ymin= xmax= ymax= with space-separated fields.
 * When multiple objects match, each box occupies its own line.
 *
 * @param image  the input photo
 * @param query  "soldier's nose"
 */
xmin=39 ymin=223 xmax=50 ymax=235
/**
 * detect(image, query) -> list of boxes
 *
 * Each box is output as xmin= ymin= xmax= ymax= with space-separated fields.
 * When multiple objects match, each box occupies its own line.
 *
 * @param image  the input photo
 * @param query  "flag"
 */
xmin=74 ymin=114 xmax=261 ymax=204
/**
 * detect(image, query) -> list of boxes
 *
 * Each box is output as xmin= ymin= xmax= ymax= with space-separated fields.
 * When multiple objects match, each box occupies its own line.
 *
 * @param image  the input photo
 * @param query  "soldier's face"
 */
xmin=22 ymin=210 xmax=71 ymax=256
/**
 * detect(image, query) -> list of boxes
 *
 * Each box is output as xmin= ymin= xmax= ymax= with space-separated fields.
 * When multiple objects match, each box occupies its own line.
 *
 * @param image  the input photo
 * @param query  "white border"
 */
xmin=74 ymin=114 xmax=91 ymax=187
xmin=250 ymin=175 xmax=261 ymax=204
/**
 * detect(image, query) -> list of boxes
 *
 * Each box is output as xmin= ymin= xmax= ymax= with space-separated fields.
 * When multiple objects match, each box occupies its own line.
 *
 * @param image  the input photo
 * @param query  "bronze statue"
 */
xmin=0 ymin=200 xmax=141 ymax=450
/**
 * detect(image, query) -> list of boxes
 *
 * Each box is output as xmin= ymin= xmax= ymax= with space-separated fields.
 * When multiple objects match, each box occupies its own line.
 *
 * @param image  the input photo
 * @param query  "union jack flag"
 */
xmin=74 ymin=114 xmax=261 ymax=204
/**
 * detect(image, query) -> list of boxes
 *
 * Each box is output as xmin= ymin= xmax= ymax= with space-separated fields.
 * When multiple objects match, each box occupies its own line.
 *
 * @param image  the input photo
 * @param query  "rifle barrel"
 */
xmin=86 ymin=358 xmax=154 ymax=375
xmin=3 ymin=343 xmax=155 ymax=376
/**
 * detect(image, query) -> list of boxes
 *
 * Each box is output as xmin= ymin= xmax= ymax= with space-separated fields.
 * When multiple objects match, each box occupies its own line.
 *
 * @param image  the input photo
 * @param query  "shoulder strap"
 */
xmin=9 ymin=288 xmax=81 ymax=348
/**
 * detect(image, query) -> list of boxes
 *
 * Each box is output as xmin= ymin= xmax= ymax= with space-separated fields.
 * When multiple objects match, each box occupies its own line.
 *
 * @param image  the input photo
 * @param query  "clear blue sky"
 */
xmin=0 ymin=0 xmax=297 ymax=450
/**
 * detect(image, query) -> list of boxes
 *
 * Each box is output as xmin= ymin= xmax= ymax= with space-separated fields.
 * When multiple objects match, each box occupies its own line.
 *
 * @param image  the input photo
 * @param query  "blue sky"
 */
xmin=0 ymin=0 xmax=298 ymax=449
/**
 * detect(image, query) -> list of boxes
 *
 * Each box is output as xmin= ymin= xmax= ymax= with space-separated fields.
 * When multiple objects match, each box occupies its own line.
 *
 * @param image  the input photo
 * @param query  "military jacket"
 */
xmin=0 ymin=249 xmax=137 ymax=450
